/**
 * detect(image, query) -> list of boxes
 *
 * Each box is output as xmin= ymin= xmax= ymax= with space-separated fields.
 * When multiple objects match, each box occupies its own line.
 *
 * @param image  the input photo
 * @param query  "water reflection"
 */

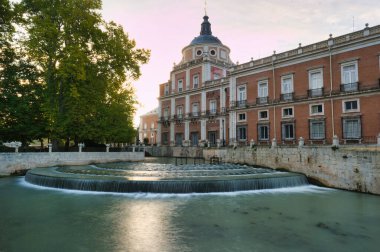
xmin=114 ymin=200 xmax=189 ymax=252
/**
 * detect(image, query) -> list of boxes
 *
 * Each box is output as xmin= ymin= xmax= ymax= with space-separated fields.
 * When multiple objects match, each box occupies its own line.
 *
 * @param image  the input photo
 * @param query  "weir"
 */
xmin=25 ymin=162 xmax=309 ymax=193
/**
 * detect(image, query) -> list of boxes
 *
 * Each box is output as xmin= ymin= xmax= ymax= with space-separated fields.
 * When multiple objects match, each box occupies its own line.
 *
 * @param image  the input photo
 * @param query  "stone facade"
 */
xmin=145 ymin=146 xmax=380 ymax=195
xmin=0 ymin=152 xmax=144 ymax=176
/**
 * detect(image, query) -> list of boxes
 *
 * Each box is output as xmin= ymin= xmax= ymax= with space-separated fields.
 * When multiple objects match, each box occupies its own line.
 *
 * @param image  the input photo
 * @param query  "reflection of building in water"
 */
xmin=139 ymin=108 xmax=158 ymax=145
xmin=157 ymin=15 xmax=380 ymax=147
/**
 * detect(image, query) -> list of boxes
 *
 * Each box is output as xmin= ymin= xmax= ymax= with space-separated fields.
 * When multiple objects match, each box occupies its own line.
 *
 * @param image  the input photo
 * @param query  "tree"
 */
xmin=18 ymin=0 xmax=150 ymax=149
xmin=0 ymin=0 xmax=47 ymax=146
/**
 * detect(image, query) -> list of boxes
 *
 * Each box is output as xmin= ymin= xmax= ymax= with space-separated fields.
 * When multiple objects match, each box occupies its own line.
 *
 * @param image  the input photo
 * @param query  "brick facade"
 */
xmin=157 ymin=17 xmax=380 ymax=147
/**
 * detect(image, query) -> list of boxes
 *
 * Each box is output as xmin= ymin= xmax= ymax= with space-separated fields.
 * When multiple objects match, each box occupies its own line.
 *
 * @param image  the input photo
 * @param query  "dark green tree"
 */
xmin=19 ymin=0 xmax=149 ymax=149
xmin=0 ymin=0 xmax=47 ymax=146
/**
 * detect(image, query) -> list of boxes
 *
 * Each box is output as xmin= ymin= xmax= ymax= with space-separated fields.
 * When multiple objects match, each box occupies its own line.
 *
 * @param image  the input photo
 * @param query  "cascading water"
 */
xmin=25 ymin=161 xmax=309 ymax=193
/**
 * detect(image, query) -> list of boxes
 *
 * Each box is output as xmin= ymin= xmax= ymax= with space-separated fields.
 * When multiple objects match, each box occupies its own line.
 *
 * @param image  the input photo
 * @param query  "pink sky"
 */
xmin=100 ymin=0 xmax=380 ymax=126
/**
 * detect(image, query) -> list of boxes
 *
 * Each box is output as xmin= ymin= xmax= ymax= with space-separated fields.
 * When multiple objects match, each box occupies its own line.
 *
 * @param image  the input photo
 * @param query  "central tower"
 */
xmin=157 ymin=15 xmax=233 ymax=147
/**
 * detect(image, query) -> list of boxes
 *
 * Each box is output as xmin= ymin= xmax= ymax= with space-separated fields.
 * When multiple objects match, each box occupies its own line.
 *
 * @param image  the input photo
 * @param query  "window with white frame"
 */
xmin=343 ymin=117 xmax=361 ymax=139
xmin=193 ymin=75 xmax=199 ymax=89
xmin=282 ymin=123 xmax=295 ymax=140
xmin=178 ymin=79 xmax=183 ymax=92
xmin=176 ymin=106 xmax=183 ymax=118
xmin=309 ymin=120 xmax=325 ymax=139
xmin=143 ymin=123 xmax=147 ymax=130
xmin=343 ymin=99 xmax=359 ymax=113
xmin=258 ymin=124 xmax=269 ymax=141
xmin=310 ymin=104 xmax=324 ymax=116
xmin=309 ymin=69 xmax=323 ymax=90
xmin=192 ymin=103 xmax=199 ymax=116
xmin=237 ymin=126 xmax=247 ymax=141
xmin=341 ymin=61 xmax=358 ymax=84
xmin=258 ymin=110 xmax=268 ymax=120
xmin=237 ymin=85 xmax=246 ymax=106
xmin=164 ymin=84 xmax=169 ymax=95
xmin=210 ymin=100 xmax=217 ymax=114
xmin=258 ymin=80 xmax=268 ymax=97
xmin=238 ymin=113 xmax=246 ymax=122
xmin=282 ymin=107 xmax=294 ymax=118
xmin=151 ymin=122 xmax=155 ymax=129
xmin=281 ymin=75 xmax=293 ymax=94
xmin=214 ymin=72 xmax=220 ymax=80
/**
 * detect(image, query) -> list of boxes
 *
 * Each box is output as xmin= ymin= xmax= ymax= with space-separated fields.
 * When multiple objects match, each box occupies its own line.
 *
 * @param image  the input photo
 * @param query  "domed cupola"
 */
xmin=190 ymin=16 xmax=222 ymax=45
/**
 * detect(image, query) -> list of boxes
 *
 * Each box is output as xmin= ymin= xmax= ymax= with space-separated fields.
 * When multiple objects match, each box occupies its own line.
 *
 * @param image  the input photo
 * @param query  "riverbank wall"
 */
xmin=0 ymin=152 xmax=144 ymax=176
xmin=145 ymin=145 xmax=380 ymax=195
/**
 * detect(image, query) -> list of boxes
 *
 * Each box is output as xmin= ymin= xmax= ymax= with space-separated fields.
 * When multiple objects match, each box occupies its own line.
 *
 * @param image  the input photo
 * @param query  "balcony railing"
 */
xmin=206 ymin=109 xmax=218 ymax=117
xmin=256 ymin=96 xmax=268 ymax=104
xmin=341 ymin=82 xmax=359 ymax=92
xmin=220 ymin=107 xmax=228 ymax=115
xmin=281 ymin=92 xmax=294 ymax=101
xmin=160 ymin=116 xmax=170 ymax=122
xmin=308 ymin=87 xmax=324 ymax=97
xmin=236 ymin=100 xmax=247 ymax=108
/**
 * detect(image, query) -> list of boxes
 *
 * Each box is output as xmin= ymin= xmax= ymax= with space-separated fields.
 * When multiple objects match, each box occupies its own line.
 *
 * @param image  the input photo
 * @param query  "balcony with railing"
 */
xmin=341 ymin=82 xmax=359 ymax=92
xmin=236 ymin=100 xmax=247 ymax=108
xmin=256 ymin=96 xmax=268 ymax=104
xmin=206 ymin=109 xmax=218 ymax=117
xmin=308 ymin=87 xmax=324 ymax=98
xmin=280 ymin=92 xmax=294 ymax=101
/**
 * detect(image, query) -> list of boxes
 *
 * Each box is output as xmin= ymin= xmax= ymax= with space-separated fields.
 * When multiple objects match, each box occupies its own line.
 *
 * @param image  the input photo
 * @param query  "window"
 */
xmin=258 ymin=80 xmax=268 ymax=97
xmin=193 ymin=75 xmax=199 ymax=89
xmin=282 ymin=107 xmax=294 ymax=118
xmin=220 ymin=50 xmax=226 ymax=59
xmin=213 ymin=72 xmax=220 ymax=80
xmin=309 ymin=69 xmax=323 ymax=89
xmin=258 ymin=110 xmax=268 ymax=120
xmin=343 ymin=99 xmax=359 ymax=113
xmin=210 ymin=100 xmax=217 ymax=114
xmin=237 ymin=126 xmax=247 ymax=141
xmin=151 ymin=122 xmax=155 ymax=129
xmin=343 ymin=117 xmax=361 ymax=139
xmin=341 ymin=62 xmax=358 ymax=84
xmin=309 ymin=120 xmax=325 ymax=139
xmin=282 ymin=123 xmax=295 ymax=140
xmin=162 ymin=132 xmax=168 ymax=145
xmin=164 ymin=84 xmax=169 ymax=95
xmin=238 ymin=113 xmax=246 ymax=122
xmin=176 ymin=106 xmax=183 ymax=118
xmin=258 ymin=124 xmax=269 ymax=141
xmin=281 ymin=75 xmax=293 ymax=94
xmin=163 ymin=108 xmax=169 ymax=119
xmin=210 ymin=49 xmax=216 ymax=56
xmin=191 ymin=132 xmax=199 ymax=146
xmin=143 ymin=123 xmax=147 ymax=130
xmin=237 ymin=85 xmax=246 ymax=107
xmin=310 ymin=104 xmax=324 ymax=115
xmin=175 ymin=133 xmax=183 ymax=146
xmin=178 ymin=79 xmax=183 ymax=92
xmin=196 ymin=50 xmax=202 ymax=56
xmin=192 ymin=103 xmax=199 ymax=116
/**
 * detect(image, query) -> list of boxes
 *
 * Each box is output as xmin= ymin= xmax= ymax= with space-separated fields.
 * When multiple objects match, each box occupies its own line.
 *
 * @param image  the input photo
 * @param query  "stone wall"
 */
xmin=0 ymin=152 xmax=144 ymax=176
xmin=145 ymin=145 xmax=380 ymax=195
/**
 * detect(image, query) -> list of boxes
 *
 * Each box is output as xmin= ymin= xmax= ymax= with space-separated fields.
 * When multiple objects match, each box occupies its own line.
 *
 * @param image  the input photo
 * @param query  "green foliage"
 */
xmin=0 ymin=0 xmax=150 ymax=146
xmin=0 ymin=0 xmax=47 ymax=145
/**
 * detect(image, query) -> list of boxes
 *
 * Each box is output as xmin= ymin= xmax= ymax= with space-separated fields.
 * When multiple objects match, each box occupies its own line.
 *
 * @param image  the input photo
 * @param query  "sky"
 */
xmin=100 ymin=0 xmax=380 ymax=126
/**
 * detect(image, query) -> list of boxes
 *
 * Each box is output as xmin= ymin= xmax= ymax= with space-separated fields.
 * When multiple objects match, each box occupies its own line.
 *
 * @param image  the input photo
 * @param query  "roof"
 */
xmin=190 ymin=16 xmax=222 ymax=46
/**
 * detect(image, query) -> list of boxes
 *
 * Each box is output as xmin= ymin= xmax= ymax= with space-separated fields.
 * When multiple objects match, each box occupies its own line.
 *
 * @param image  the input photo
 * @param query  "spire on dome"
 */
xmin=200 ymin=16 xmax=212 ymax=35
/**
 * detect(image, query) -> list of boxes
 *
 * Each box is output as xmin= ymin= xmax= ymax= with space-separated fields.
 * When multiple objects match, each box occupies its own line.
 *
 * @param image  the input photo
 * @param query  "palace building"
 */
xmin=157 ymin=15 xmax=380 ymax=147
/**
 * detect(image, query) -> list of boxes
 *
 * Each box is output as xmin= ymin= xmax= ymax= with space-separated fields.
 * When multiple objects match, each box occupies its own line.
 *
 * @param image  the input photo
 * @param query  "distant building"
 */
xmin=157 ymin=16 xmax=380 ymax=147
xmin=139 ymin=108 xmax=158 ymax=145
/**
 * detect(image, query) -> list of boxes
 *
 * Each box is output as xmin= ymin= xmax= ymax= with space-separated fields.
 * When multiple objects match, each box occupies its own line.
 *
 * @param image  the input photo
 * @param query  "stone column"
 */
xmin=229 ymin=111 xmax=236 ymax=145
xmin=78 ymin=143 xmax=84 ymax=152
xmin=106 ymin=144 xmax=110 ymax=152
xmin=332 ymin=135 xmax=339 ymax=147
xmin=271 ymin=138 xmax=277 ymax=149
xmin=185 ymin=94 xmax=190 ymax=117
xmin=186 ymin=69 xmax=190 ymax=90
xmin=156 ymin=100 xmax=162 ymax=147
xmin=219 ymin=117 xmax=226 ymax=146
xmin=183 ymin=121 xmax=190 ymax=147
xmin=170 ymin=123 xmax=175 ymax=147
xmin=298 ymin=137 xmax=304 ymax=147
xmin=48 ymin=143 xmax=52 ymax=153
xmin=200 ymin=119 xmax=207 ymax=146
xmin=171 ymin=73 xmax=175 ymax=94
